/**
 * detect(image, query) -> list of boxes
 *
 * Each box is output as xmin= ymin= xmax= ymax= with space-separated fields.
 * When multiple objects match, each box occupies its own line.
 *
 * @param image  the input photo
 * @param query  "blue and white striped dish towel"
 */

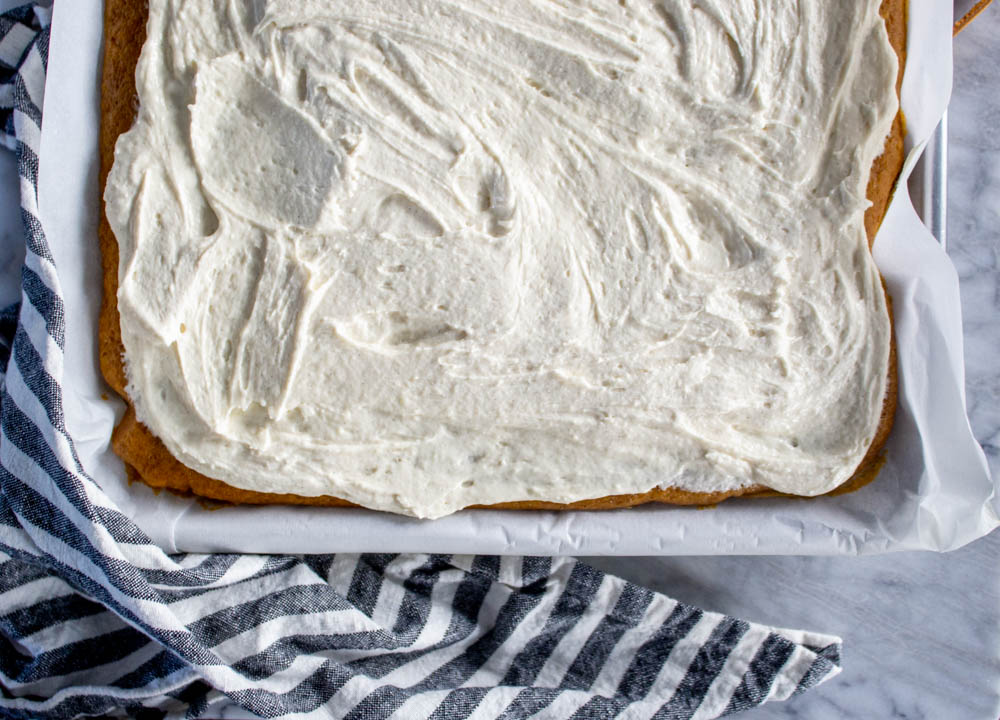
xmin=0 ymin=5 xmax=842 ymax=718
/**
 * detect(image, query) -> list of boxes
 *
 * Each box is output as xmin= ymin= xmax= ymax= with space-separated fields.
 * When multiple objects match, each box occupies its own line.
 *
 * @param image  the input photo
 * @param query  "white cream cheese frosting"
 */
xmin=105 ymin=0 xmax=899 ymax=519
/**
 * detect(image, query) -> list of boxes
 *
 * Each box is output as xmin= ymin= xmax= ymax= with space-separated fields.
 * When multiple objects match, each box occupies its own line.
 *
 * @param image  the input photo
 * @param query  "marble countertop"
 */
xmin=588 ymin=5 xmax=1000 ymax=718
xmin=0 ymin=2 xmax=996 ymax=718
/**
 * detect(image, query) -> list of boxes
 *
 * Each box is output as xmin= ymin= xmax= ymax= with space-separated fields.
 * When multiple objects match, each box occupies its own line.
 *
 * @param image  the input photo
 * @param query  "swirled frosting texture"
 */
xmin=106 ymin=0 xmax=898 ymax=518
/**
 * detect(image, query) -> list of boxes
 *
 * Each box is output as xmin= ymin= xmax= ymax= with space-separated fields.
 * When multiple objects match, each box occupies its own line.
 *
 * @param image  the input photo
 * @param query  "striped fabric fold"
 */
xmin=0 ymin=4 xmax=842 ymax=718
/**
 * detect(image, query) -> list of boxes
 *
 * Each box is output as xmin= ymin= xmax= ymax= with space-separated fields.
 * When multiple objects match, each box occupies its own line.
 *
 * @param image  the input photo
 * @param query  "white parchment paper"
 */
xmin=36 ymin=0 xmax=998 ymax=555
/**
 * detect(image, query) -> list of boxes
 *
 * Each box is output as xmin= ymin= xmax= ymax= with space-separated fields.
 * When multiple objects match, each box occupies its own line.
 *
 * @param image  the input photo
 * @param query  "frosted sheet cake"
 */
xmin=100 ymin=1 xmax=904 ymax=518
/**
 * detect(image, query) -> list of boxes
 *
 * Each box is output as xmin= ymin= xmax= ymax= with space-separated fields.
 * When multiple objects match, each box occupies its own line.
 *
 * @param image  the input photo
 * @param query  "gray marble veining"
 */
xmin=951 ymin=11 xmax=1000 ymax=477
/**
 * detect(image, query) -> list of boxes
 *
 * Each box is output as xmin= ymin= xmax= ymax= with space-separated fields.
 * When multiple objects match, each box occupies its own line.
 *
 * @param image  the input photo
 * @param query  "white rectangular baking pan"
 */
xmin=36 ymin=1 xmax=998 ymax=555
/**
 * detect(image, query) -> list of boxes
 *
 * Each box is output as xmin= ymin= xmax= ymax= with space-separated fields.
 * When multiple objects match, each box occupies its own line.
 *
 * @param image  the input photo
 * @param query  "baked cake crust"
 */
xmin=99 ymin=0 xmax=904 ymax=511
